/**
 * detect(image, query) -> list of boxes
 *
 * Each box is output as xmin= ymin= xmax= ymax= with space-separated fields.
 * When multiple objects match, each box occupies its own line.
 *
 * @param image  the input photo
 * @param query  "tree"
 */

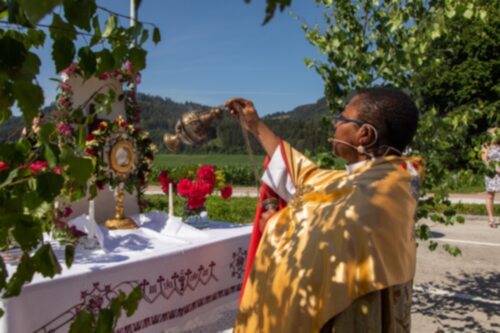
xmin=301 ymin=0 xmax=498 ymax=254
xmin=0 ymin=0 xmax=160 ymax=329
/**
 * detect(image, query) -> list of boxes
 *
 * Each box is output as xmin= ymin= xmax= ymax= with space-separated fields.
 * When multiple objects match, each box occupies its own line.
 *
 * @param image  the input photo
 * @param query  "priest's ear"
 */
xmin=356 ymin=124 xmax=377 ymax=147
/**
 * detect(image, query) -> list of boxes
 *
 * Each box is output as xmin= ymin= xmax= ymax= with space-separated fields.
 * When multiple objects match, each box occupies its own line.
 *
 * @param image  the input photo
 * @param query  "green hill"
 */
xmin=1 ymin=93 xmax=332 ymax=154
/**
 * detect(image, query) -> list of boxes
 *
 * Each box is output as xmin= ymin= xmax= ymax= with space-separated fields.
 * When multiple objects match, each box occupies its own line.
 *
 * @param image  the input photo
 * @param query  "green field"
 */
xmin=153 ymin=154 xmax=266 ymax=168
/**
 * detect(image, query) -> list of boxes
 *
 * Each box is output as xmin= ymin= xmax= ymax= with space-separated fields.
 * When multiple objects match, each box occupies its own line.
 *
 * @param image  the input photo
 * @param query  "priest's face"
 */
xmin=331 ymin=98 xmax=367 ymax=164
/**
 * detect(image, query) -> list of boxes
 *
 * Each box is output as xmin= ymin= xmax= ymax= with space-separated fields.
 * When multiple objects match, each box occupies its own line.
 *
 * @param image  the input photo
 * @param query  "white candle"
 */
xmin=168 ymin=183 xmax=173 ymax=217
xmin=89 ymin=199 xmax=95 ymax=222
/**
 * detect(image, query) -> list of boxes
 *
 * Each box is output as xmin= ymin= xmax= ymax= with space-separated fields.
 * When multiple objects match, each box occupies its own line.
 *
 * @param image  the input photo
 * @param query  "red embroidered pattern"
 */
xmin=114 ymin=284 xmax=242 ymax=333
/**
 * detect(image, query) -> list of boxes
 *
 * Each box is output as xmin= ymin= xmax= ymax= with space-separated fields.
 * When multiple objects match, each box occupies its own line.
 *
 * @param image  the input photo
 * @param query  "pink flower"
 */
xmin=53 ymin=166 xmax=64 ymax=174
xmin=58 ymin=98 xmax=71 ymax=107
xmin=99 ymin=72 xmax=111 ymax=80
xmin=126 ymin=61 xmax=134 ymax=73
xmin=64 ymin=206 xmax=73 ymax=217
xmin=176 ymin=178 xmax=193 ymax=197
xmin=61 ymin=63 xmax=78 ymax=76
xmin=29 ymin=161 xmax=48 ymax=174
xmin=0 ymin=162 xmax=10 ymax=172
xmin=68 ymin=226 xmax=86 ymax=239
xmin=135 ymin=72 xmax=142 ymax=85
xmin=197 ymin=165 xmax=215 ymax=184
xmin=59 ymin=82 xmax=72 ymax=91
xmin=220 ymin=184 xmax=233 ymax=200
xmin=56 ymin=123 xmax=73 ymax=136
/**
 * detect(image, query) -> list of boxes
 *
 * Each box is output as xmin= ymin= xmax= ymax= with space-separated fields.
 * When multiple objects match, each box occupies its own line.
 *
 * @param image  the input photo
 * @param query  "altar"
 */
xmin=0 ymin=212 xmax=251 ymax=333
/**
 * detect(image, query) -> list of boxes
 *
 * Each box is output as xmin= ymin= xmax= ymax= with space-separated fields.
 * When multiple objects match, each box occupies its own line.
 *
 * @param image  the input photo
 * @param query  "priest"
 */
xmin=225 ymin=87 xmax=423 ymax=333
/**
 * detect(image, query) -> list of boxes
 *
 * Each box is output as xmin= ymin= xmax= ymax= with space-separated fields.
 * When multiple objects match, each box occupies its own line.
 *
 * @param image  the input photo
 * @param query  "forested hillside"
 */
xmin=1 ymin=93 xmax=332 ymax=154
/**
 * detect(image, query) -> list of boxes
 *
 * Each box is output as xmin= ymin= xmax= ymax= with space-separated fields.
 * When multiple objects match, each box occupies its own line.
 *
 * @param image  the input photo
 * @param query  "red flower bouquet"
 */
xmin=158 ymin=165 xmax=232 ymax=217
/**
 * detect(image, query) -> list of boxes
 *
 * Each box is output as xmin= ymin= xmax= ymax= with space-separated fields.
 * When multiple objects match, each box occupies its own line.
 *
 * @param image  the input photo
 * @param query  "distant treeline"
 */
xmin=0 ymin=93 xmax=332 ymax=154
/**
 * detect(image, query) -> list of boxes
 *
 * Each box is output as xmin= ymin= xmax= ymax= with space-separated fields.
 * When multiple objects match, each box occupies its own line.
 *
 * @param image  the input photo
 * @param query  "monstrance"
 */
xmin=104 ymin=129 xmax=139 ymax=230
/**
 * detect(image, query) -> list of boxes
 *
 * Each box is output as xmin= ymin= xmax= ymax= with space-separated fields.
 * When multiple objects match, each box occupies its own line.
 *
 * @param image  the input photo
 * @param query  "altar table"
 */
xmin=0 ymin=212 xmax=252 ymax=333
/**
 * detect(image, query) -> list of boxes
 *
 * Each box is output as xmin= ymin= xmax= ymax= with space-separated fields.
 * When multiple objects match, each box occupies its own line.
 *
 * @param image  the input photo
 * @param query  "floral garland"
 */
xmin=53 ymin=61 xmax=142 ymax=141
xmin=158 ymin=165 xmax=232 ymax=214
xmin=51 ymin=62 xmax=153 ymax=209
xmin=85 ymin=116 xmax=157 ymax=204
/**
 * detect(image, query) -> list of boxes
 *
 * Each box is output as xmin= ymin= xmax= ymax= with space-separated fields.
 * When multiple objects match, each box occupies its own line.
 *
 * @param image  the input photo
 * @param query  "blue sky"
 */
xmin=37 ymin=0 xmax=327 ymax=115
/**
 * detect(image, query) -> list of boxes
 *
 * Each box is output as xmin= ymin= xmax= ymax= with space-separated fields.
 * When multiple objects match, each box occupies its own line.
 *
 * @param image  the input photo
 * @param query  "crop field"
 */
xmin=153 ymin=154 xmax=266 ymax=168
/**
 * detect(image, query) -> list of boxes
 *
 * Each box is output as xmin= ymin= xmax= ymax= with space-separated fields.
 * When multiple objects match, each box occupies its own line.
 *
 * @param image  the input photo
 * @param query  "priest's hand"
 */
xmin=224 ymin=97 xmax=280 ymax=157
xmin=259 ymin=208 xmax=277 ymax=233
xmin=224 ymin=98 xmax=260 ymax=135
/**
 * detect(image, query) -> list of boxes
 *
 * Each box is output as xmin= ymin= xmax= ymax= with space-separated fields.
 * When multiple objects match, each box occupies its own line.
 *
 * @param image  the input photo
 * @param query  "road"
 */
xmin=413 ymin=215 xmax=500 ymax=332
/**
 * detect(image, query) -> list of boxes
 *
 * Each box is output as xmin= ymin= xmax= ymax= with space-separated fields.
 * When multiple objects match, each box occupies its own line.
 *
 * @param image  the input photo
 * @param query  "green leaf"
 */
xmin=66 ymin=156 xmax=93 ymax=186
xmin=17 ymin=0 xmax=61 ymax=24
xmin=112 ymin=45 xmax=128 ymax=66
xmin=95 ymin=49 xmax=115 ymax=75
xmin=50 ymin=13 xmax=77 ymax=41
xmin=78 ymin=47 xmax=97 ymax=76
xmin=102 ymin=15 xmax=117 ymax=38
xmin=18 ymin=52 xmax=41 ymax=81
xmin=129 ymin=47 xmax=147 ymax=71
xmin=123 ymin=286 xmax=142 ymax=316
xmin=32 ymin=243 xmax=61 ymax=277
xmin=27 ymin=29 xmax=46 ymax=48
xmin=65 ymin=244 xmax=74 ymax=268
xmin=36 ymin=172 xmax=64 ymax=202
xmin=43 ymin=143 xmax=58 ymax=167
xmin=69 ymin=310 xmax=95 ymax=333
xmin=0 ymin=255 xmax=7 ymax=290
xmin=63 ymin=0 xmax=96 ymax=31
xmin=95 ymin=309 xmax=114 ymax=333
xmin=152 ymin=27 xmax=161 ymax=44
xmin=0 ymin=168 xmax=18 ymax=189
xmin=4 ymin=252 xmax=34 ymax=298
xmin=12 ymin=215 xmax=42 ymax=250
xmin=13 ymin=81 xmax=43 ymax=123
xmin=0 ymin=35 xmax=27 ymax=72
xmin=456 ymin=215 xmax=465 ymax=224
xmin=38 ymin=123 xmax=56 ymax=143
xmin=139 ymin=29 xmax=149 ymax=45
xmin=52 ymin=37 xmax=75 ymax=72
xmin=90 ymin=15 xmax=102 ymax=46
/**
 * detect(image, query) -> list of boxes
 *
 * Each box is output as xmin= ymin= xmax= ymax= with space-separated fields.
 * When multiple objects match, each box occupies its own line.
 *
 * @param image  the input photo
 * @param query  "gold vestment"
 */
xmin=235 ymin=142 xmax=423 ymax=332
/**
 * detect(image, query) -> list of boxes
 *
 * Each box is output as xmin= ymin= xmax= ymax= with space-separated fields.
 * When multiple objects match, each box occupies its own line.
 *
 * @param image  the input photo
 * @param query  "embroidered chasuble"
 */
xmin=235 ymin=141 xmax=423 ymax=333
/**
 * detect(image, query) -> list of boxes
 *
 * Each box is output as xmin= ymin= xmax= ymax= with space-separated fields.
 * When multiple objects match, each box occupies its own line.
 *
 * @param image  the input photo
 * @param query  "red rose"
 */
xmin=98 ymin=122 xmax=107 ymax=130
xmin=96 ymin=180 xmax=105 ymax=190
xmin=0 ymin=162 xmax=10 ymax=172
xmin=120 ymin=121 xmax=129 ymax=128
xmin=86 ymin=133 xmax=95 ymax=141
xmin=86 ymin=149 xmax=97 ymax=156
xmin=158 ymin=170 xmax=173 ymax=187
xmin=176 ymin=178 xmax=193 ymax=197
xmin=187 ymin=192 xmax=206 ymax=210
xmin=194 ymin=178 xmax=213 ymax=196
xmin=134 ymin=127 xmax=142 ymax=133
xmin=197 ymin=165 xmax=215 ymax=184
xmin=220 ymin=184 xmax=233 ymax=200
xmin=29 ymin=161 xmax=48 ymax=174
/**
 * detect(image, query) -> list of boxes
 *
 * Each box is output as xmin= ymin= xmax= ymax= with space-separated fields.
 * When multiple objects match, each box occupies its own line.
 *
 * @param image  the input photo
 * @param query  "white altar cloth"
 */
xmin=1 ymin=212 xmax=251 ymax=333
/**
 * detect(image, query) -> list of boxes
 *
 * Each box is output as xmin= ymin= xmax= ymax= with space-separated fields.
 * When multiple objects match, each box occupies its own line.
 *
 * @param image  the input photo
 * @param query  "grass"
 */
xmin=145 ymin=194 xmax=500 ymax=223
xmin=154 ymin=154 xmax=266 ymax=168
xmin=145 ymin=194 xmax=258 ymax=224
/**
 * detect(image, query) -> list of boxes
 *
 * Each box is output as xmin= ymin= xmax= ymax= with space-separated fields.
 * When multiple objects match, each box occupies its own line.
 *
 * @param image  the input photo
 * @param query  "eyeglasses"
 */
xmin=331 ymin=114 xmax=370 ymax=126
